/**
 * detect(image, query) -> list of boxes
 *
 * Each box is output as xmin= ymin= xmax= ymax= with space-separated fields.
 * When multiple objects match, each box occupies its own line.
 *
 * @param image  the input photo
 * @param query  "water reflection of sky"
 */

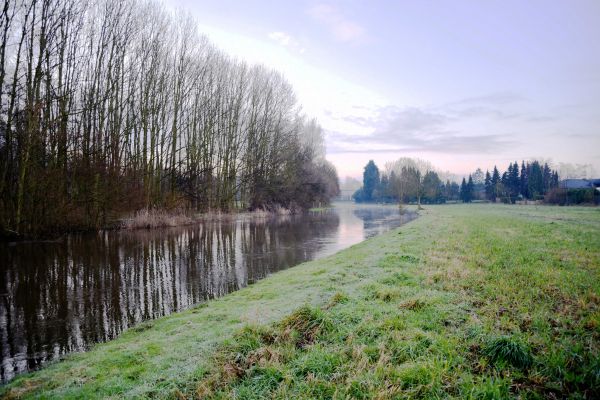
xmin=0 ymin=203 xmax=415 ymax=382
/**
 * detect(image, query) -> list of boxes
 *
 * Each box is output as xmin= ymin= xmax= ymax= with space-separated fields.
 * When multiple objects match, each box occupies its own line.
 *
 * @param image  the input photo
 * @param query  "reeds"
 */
xmin=121 ymin=209 xmax=193 ymax=229
xmin=121 ymin=207 xmax=294 ymax=230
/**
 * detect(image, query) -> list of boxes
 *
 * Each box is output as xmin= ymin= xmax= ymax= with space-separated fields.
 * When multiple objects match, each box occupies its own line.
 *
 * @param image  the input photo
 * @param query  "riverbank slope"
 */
xmin=3 ymin=204 xmax=599 ymax=398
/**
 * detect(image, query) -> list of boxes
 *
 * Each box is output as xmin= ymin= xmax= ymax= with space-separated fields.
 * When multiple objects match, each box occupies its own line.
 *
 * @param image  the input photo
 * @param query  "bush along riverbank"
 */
xmin=0 ymin=206 xmax=297 ymax=242
xmin=120 ymin=206 xmax=294 ymax=230
xmin=2 ymin=204 xmax=599 ymax=399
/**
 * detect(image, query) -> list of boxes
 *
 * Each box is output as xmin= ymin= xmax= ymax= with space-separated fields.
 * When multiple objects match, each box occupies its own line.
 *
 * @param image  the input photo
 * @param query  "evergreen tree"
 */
xmin=484 ymin=170 xmax=492 ymax=200
xmin=376 ymin=173 xmax=390 ymax=202
xmin=520 ymin=161 xmax=528 ymax=199
xmin=449 ymin=182 xmax=460 ymax=201
xmin=352 ymin=188 xmax=365 ymax=202
xmin=528 ymin=161 xmax=544 ymax=199
xmin=508 ymin=161 xmax=520 ymax=201
xmin=445 ymin=179 xmax=460 ymax=201
xmin=542 ymin=163 xmax=552 ymax=193
xmin=422 ymin=171 xmax=443 ymax=203
xmin=491 ymin=166 xmax=500 ymax=202
xmin=460 ymin=178 xmax=467 ymax=203
xmin=362 ymin=160 xmax=380 ymax=202
xmin=467 ymin=175 xmax=475 ymax=203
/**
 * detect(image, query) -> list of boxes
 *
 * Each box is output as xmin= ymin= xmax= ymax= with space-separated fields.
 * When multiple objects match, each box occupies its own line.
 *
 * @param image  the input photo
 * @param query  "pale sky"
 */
xmin=166 ymin=0 xmax=600 ymax=178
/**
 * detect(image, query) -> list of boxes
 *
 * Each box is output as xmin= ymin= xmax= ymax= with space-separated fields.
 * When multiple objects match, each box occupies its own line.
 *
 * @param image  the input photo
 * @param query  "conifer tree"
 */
xmin=467 ymin=175 xmax=474 ymax=203
xmin=363 ymin=160 xmax=380 ymax=202
xmin=528 ymin=161 xmax=544 ymax=199
xmin=484 ymin=170 xmax=492 ymax=200
xmin=520 ymin=161 xmax=528 ymax=199
xmin=542 ymin=163 xmax=552 ymax=193
xmin=491 ymin=166 xmax=501 ymax=202
xmin=509 ymin=161 xmax=520 ymax=201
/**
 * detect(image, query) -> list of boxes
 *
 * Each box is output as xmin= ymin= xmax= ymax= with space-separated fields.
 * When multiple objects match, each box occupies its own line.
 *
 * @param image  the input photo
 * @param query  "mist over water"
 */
xmin=0 ymin=203 xmax=415 ymax=382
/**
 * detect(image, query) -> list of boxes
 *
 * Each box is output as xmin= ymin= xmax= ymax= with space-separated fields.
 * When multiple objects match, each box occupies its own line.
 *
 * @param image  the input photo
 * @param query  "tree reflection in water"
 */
xmin=0 ymin=204 xmax=414 ymax=381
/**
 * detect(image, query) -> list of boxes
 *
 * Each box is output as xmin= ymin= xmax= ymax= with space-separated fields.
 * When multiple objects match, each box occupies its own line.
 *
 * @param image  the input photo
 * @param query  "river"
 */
xmin=0 ymin=203 xmax=415 ymax=382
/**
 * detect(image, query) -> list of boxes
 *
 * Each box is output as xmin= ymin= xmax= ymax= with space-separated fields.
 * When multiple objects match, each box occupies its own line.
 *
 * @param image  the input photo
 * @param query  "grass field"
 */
xmin=2 ymin=204 xmax=599 ymax=399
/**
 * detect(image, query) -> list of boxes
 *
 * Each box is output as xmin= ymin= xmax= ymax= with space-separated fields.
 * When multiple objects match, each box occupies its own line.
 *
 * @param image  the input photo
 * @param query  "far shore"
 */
xmin=1 ymin=205 xmax=325 ymax=243
xmin=119 ymin=206 xmax=296 ymax=230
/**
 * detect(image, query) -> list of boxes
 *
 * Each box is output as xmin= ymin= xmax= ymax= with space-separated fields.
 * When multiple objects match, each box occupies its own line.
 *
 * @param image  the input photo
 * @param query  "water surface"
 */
xmin=0 ymin=203 xmax=415 ymax=381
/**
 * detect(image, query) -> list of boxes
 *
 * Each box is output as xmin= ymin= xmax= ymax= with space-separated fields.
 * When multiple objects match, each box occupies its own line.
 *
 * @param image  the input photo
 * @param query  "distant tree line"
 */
xmin=0 ymin=0 xmax=339 ymax=236
xmin=353 ymin=159 xmax=562 ymax=205
xmin=353 ymin=159 xmax=459 ymax=205
xmin=481 ymin=161 xmax=559 ymax=203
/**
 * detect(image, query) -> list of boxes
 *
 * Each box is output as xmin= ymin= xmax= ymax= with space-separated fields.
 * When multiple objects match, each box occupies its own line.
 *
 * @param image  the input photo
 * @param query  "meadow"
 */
xmin=3 ymin=204 xmax=599 ymax=399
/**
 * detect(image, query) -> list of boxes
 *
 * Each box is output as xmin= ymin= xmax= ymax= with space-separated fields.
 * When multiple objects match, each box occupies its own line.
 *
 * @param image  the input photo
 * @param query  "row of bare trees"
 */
xmin=0 ymin=0 xmax=339 ymax=236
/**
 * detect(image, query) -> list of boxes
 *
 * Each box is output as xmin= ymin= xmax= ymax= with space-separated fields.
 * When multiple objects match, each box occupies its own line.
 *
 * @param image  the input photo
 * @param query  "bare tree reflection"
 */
xmin=0 ymin=205 xmax=413 ymax=381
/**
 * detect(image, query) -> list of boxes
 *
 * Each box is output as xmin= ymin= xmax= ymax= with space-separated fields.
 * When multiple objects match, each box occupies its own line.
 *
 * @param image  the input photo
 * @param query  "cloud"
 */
xmin=268 ymin=31 xmax=292 ymax=46
xmin=267 ymin=31 xmax=306 ymax=53
xmin=326 ymin=105 xmax=516 ymax=155
xmin=453 ymin=106 xmax=521 ymax=120
xmin=327 ymin=130 xmax=513 ymax=155
xmin=328 ymin=106 xmax=448 ymax=135
xmin=525 ymin=115 xmax=556 ymax=123
xmin=450 ymin=92 xmax=526 ymax=106
xmin=435 ymin=91 xmax=528 ymax=120
xmin=565 ymin=133 xmax=595 ymax=139
xmin=307 ymin=4 xmax=366 ymax=43
xmin=377 ymin=106 xmax=448 ymax=132
xmin=437 ymin=92 xmax=556 ymax=123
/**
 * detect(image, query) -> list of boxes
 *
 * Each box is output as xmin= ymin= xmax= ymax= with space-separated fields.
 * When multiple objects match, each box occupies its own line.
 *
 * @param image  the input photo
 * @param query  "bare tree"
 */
xmin=0 ymin=0 xmax=339 ymax=237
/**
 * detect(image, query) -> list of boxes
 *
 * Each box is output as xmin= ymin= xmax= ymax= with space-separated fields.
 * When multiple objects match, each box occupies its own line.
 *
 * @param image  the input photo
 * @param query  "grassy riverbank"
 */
xmin=3 ymin=204 xmax=599 ymax=399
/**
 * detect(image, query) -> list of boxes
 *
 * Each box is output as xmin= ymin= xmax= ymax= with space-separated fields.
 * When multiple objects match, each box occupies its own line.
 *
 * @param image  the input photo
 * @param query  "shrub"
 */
xmin=121 ymin=208 xmax=192 ymax=229
xmin=545 ymin=187 xmax=600 ymax=205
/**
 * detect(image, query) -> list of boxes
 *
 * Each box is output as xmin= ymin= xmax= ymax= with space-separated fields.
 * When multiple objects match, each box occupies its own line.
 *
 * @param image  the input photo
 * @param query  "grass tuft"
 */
xmin=399 ymin=298 xmax=428 ymax=310
xmin=279 ymin=306 xmax=331 ymax=348
xmin=483 ymin=335 xmax=533 ymax=369
xmin=375 ymin=288 xmax=401 ymax=302
xmin=228 ymin=325 xmax=276 ymax=355
xmin=327 ymin=291 xmax=349 ymax=307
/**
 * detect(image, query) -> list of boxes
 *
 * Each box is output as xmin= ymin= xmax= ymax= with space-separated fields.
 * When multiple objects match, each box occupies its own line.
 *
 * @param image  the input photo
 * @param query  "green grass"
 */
xmin=2 ymin=204 xmax=599 ymax=399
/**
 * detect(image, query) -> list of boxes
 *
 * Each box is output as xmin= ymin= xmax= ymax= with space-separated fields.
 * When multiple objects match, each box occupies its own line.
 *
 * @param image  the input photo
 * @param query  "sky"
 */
xmin=166 ymin=0 xmax=600 ymax=179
